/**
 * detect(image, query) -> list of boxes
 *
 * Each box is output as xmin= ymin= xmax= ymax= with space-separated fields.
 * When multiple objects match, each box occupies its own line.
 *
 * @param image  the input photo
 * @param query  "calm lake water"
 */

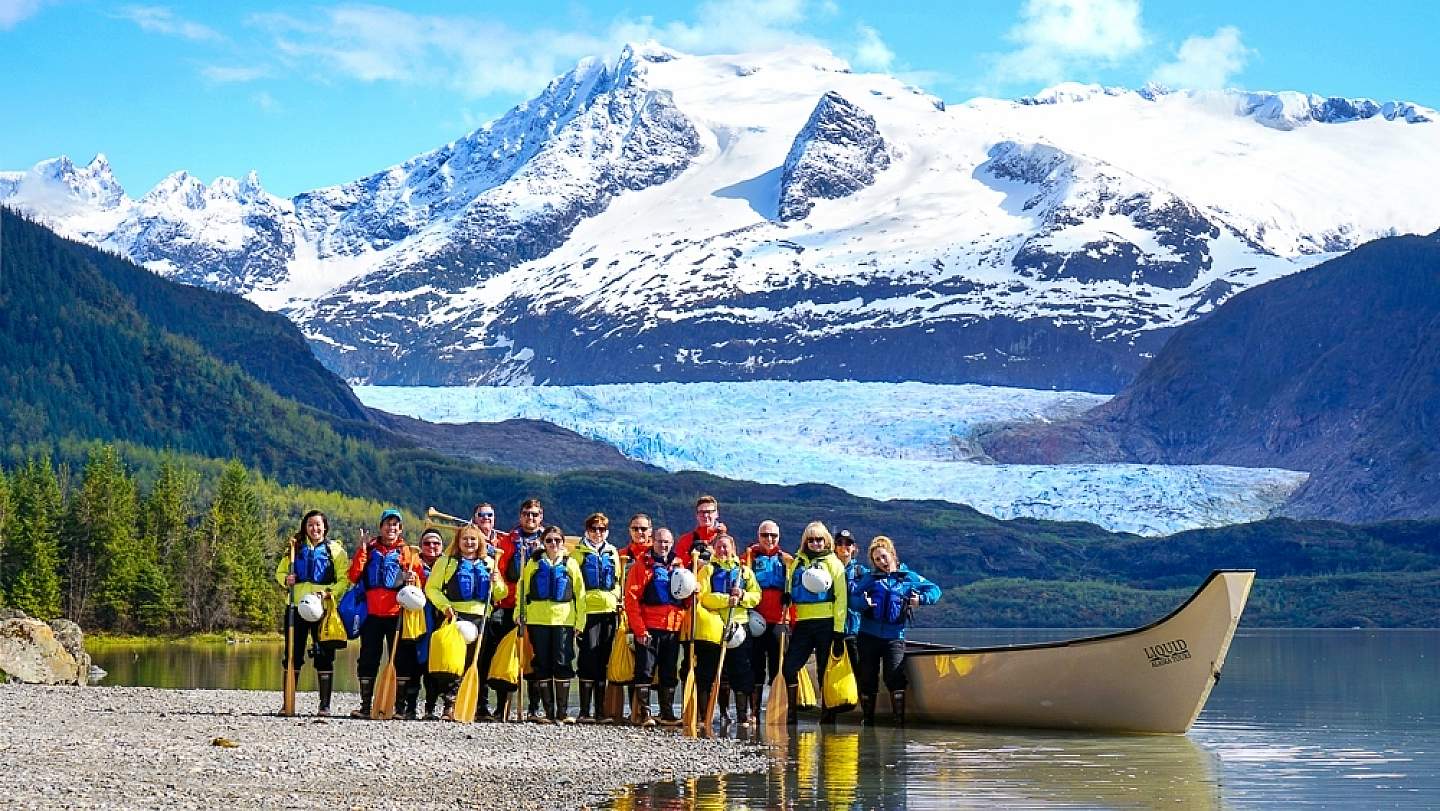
xmin=91 ymin=628 xmax=1439 ymax=808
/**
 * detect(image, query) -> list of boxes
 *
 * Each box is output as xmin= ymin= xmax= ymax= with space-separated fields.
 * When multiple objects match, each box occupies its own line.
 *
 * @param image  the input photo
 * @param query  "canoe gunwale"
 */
xmin=902 ymin=568 xmax=1255 ymax=657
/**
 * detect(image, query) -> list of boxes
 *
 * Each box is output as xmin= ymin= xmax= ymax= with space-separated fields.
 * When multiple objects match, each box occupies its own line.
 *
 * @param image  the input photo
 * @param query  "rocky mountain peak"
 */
xmin=777 ymin=90 xmax=890 ymax=221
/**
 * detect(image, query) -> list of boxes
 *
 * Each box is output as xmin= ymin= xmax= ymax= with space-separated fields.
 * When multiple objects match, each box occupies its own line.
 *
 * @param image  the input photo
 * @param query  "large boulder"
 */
xmin=0 ymin=618 xmax=82 ymax=685
xmin=47 ymin=618 xmax=92 ymax=686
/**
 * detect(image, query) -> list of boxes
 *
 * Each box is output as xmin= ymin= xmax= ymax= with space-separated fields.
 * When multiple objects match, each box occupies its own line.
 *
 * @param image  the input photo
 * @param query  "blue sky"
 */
xmin=4 ymin=0 xmax=1437 ymax=197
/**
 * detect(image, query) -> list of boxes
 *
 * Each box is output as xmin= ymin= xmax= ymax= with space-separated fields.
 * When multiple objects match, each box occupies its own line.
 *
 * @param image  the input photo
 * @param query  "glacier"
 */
xmin=354 ymin=381 xmax=1308 ymax=536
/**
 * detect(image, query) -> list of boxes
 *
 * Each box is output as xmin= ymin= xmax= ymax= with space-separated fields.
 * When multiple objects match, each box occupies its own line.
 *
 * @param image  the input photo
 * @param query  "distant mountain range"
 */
xmin=978 ymin=229 xmax=1440 ymax=523
xmin=5 ymin=43 xmax=1439 ymax=390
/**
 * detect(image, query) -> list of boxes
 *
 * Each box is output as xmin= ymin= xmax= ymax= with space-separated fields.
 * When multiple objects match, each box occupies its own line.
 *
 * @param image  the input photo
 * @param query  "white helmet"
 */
xmin=724 ymin=622 xmax=746 ymax=649
xmin=456 ymin=620 xmax=479 ymax=645
xmin=397 ymin=585 xmax=427 ymax=611
xmin=297 ymin=593 xmax=325 ymax=623
xmin=747 ymin=612 xmax=767 ymax=639
xmin=669 ymin=568 xmax=698 ymax=600
xmin=801 ymin=565 xmax=833 ymax=595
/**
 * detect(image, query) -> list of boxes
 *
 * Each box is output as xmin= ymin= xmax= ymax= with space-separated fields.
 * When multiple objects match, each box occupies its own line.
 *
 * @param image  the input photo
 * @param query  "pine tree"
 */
xmin=137 ymin=457 xmax=197 ymax=633
xmin=3 ymin=456 xmax=63 ymax=618
xmin=201 ymin=462 xmax=273 ymax=630
xmin=0 ymin=467 xmax=10 ymax=607
xmin=66 ymin=446 xmax=142 ymax=630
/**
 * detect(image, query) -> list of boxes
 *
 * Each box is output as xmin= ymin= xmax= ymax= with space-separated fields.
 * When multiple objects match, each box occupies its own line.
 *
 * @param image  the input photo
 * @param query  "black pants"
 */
xmin=479 ymin=608 xmax=517 ymax=692
xmin=577 ymin=612 xmax=618 ymax=682
xmin=527 ymin=624 xmax=576 ymax=681
xmin=783 ymin=618 xmax=835 ymax=687
xmin=695 ymin=637 xmax=755 ymax=695
xmin=857 ymin=633 xmax=908 ymax=693
xmin=749 ymin=621 xmax=782 ymax=688
xmin=283 ymin=611 xmax=337 ymax=672
xmin=356 ymin=614 xmax=399 ymax=679
xmin=633 ymin=630 xmax=680 ymax=689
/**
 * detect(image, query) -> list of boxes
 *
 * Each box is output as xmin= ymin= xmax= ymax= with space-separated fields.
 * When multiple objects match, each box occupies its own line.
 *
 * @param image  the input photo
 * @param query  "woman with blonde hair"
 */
xmin=781 ymin=521 xmax=848 ymax=724
xmin=425 ymin=523 xmax=508 ymax=720
xmin=850 ymin=535 xmax=941 ymax=725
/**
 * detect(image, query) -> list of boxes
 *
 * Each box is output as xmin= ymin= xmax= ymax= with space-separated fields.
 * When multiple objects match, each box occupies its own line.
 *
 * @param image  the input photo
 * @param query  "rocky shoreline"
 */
xmin=0 ymin=684 xmax=770 ymax=809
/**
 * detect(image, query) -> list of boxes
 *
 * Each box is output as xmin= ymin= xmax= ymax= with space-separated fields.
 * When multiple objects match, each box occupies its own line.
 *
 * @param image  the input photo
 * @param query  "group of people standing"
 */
xmin=276 ymin=495 xmax=941 ymax=728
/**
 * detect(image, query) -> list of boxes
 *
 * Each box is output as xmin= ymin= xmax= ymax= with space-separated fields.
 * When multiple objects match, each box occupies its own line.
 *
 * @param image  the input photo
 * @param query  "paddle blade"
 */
xmin=453 ymin=665 xmax=479 ymax=723
xmin=372 ymin=664 xmax=397 ymax=720
xmin=764 ymin=672 xmax=788 ymax=727
xmin=681 ymin=671 xmax=698 ymax=735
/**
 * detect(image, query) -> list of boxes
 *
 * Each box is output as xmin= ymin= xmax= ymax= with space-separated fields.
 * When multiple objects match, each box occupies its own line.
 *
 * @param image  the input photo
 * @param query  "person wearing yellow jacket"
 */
xmin=274 ymin=510 xmax=351 ymax=716
xmin=781 ymin=521 xmax=848 ymax=725
xmin=571 ymin=512 xmax=622 ymax=723
xmin=695 ymin=533 xmax=761 ymax=727
xmin=518 ymin=525 xmax=588 ymax=724
xmin=424 ymin=524 xmax=509 ymax=720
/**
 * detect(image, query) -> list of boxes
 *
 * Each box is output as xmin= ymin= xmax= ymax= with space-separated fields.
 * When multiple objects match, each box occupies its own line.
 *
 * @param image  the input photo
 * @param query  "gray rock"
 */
xmin=47 ymin=618 xmax=92 ymax=686
xmin=0 ymin=619 xmax=81 ymax=685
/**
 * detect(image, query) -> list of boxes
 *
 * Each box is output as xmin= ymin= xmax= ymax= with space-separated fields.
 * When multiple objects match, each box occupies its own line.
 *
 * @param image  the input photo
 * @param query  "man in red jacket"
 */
xmin=623 ymin=527 xmax=685 ymax=726
xmin=674 ymin=494 xmax=725 ymax=564
xmin=346 ymin=508 xmax=423 ymax=718
xmin=489 ymin=498 xmax=547 ymax=721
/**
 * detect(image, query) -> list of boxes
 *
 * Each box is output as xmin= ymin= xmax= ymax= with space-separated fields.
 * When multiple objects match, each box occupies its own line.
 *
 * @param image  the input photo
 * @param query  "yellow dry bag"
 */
xmin=488 ymin=627 xmax=522 ymax=686
xmin=428 ymin=619 xmax=466 ymax=677
xmin=318 ymin=594 xmax=347 ymax=645
xmin=822 ymin=648 xmax=859 ymax=710
xmin=606 ymin=616 xmax=635 ymax=684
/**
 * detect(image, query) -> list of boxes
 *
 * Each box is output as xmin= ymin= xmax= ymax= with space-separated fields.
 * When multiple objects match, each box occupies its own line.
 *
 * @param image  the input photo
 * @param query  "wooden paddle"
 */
xmin=371 ymin=619 xmax=404 ymax=720
xmin=601 ymin=555 xmax=627 ymax=722
xmin=452 ymin=577 xmax=492 ymax=723
xmin=280 ymin=543 xmax=297 ymax=717
xmin=701 ymin=601 xmax=738 ymax=735
xmin=680 ymin=551 xmax=700 ymax=736
xmin=764 ymin=623 xmax=789 ymax=727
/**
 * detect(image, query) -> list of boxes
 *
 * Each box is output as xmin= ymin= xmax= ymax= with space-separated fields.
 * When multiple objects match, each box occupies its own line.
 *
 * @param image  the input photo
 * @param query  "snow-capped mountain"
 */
xmin=6 ymin=42 xmax=1440 ymax=390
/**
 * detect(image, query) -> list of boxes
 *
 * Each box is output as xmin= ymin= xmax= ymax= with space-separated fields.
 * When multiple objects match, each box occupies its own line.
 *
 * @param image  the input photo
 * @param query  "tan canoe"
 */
xmin=893 ymin=569 xmax=1254 ymax=734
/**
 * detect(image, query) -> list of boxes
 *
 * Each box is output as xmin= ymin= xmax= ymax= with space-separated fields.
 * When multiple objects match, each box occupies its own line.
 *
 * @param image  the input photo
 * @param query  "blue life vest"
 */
xmin=642 ymin=561 xmax=675 ymax=606
xmin=445 ymin=557 xmax=492 ymax=603
xmin=528 ymin=557 xmax=574 ymax=603
xmin=790 ymin=560 xmax=835 ymax=605
xmin=293 ymin=542 xmax=336 ymax=585
xmin=866 ymin=574 xmax=911 ymax=625
xmin=579 ymin=547 xmax=616 ymax=591
xmin=364 ymin=545 xmax=405 ymax=591
xmin=710 ymin=565 xmax=740 ymax=595
xmin=751 ymin=551 xmax=786 ymax=590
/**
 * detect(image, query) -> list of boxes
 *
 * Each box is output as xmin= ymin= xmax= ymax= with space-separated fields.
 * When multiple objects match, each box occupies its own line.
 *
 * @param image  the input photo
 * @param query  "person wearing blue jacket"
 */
xmin=850 ymin=535 xmax=941 ymax=726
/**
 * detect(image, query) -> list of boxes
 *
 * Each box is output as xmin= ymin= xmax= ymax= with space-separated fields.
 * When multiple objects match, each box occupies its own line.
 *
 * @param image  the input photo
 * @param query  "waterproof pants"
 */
xmin=356 ymin=614 xmax=400 ymax=679
xmin=695 ymin=637 xmax=755 ymax=696
xmin=749 ymin=622 xmax=782 ymax=689
xmin=856 ymin=633 xmax=908 ymax=693
xmin=283 ymin=612 xmax=337 ymax=672
xmin=478 ymin=608 xmax=517 ymax=691
xmin=528 ymin=623 xmax=576 ymax=681
xmin=632 ymin=629 xmax=681 ymax=689
xmin=782 ymin=618 xmax=834 ymax=687
xmin=577 ymin=612 xmax=617 ymax=683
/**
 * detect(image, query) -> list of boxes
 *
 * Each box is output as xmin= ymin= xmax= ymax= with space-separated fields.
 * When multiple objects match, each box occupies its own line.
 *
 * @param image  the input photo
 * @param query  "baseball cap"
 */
xmin=836 ymin=529 xmax=856 ymax=545
xmin=379 ymin=508 xmax=402 ymax=524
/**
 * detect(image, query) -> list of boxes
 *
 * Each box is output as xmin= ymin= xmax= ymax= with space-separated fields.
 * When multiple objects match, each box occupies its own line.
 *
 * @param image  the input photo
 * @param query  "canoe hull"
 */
xmin=897 ymin=569 xmax=1254 ymax=734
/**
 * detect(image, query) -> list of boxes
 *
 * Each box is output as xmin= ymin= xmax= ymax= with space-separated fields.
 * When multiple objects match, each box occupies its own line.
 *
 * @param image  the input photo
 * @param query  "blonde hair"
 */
xmin=444 ymin=524 xmax=485 ymax=559
xmin=798 ymin=521 xmax=834 ymax=554
xmin=867 ymin=535 xmax=899 ymax=569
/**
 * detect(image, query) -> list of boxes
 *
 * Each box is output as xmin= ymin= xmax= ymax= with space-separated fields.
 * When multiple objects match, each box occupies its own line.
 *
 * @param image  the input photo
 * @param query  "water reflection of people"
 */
xmin=851 ymin=535 xmax=941 ymax=726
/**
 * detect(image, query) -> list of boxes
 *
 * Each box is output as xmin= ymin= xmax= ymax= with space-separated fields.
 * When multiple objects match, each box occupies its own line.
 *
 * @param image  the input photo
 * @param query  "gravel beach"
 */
xmin=0 ymin=684 xmax=770 ymax=809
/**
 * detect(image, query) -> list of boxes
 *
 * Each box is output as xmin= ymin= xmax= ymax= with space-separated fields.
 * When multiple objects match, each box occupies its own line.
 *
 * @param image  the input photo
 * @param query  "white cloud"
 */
xmin=853 ymin=24 xmax=894 ymax=71
xmin=613 ymin=0 xmax=816 ymax=53
xmin=1150 ymin=26 xmax=1251 ymax=90
xmin=252 ymin=90 xmax=279 ymax=112
xmin=202 ymin=65 xmax=270 ymax=83
xmin=992 ymin=0 xmax=1148 ymax=84
xmin=116 ymin=5 xmax=223 ymax=42
xmin=0 ymin=0 xmax=48 ymax=30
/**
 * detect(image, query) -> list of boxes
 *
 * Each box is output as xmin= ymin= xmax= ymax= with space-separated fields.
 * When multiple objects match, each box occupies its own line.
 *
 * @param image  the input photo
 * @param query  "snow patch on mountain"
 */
xmin=354 ymin=381 xmax=1308 ymax=536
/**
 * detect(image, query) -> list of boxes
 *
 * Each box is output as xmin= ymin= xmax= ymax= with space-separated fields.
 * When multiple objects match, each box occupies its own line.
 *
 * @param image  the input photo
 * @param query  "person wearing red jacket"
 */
xmin=745 ymin=519 xmax=792 ymax=717
xmin=346 ymin=508 xmax=423 ymax=718
xmin=674 ymin=494 xmax=725 ymax=565
xmin=623 ymin=527 xmax=685 ymax=727
xmin=487 ymin=498 xmax=547 ymax=721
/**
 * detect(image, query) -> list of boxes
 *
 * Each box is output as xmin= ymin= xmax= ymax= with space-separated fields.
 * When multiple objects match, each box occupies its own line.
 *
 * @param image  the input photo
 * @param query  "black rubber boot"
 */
xmin=735 ymin=691 xmax=751 ymax=727
xmin=527 ymin=678 xmax=544 ymax=721
xmin=392 ymin=677 xmax=410 ymax=719
xmin=891 ymin=690 xmax=906 ymax=726
xmin=555 ymin=679 xmax=575 ymax=724
xmin=860 ymin=693 xmax=878 ymax=726
xmin=476 ymin=685 xmax=492 ymax=721
xmin=403 ymin=679 xmax=421 ymax=721
xmin=636 ymin=686 xmax=656 ymax=728
xmin=718 ymin=684 xmax=731 ymax=723
xmin=316 ymin=672 xmax=334 ymax=716
xmin=751 ymin=687 xmax=765 ymax=722
xmin=351 ymin=677 xmax=374 ymax=719
xmin=493 ymin=690 xmax=512 ymax=723
xmin=786 ymin=685 xmax=799 ymax=725
xmin=577 ymin=679 xmax=594 ymax=723
xmin=658 ymin=687 xmax=680 ymax=726
xmin=536 ymin=680 xmax=556 ymax=724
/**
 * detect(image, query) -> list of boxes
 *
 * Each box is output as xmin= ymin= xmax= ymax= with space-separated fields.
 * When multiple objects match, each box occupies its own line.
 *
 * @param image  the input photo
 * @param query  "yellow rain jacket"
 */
xmin=273 ymin=539 xmax=350 ymax=602
xmin=696 ymin=558 xmax=760 ymax=644
xmin=425 ymin=553 xmax=508 ymax=615
xmin=570 ymin=540 xmax=622 ymax=615
xmin=785 ymin=550 xmax=848 ymax=634
xmin=518 ymin=554 xmax=588 ymax=631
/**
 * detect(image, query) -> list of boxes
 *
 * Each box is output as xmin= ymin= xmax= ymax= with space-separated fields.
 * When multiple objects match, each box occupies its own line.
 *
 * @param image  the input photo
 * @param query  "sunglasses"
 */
xmin=475 ymin=512 xmax=495 ymax=518
xmin=542 ymin=536 xmax=564 ymax=544
xmin=588 ymin=526 xmax=609 ymax=533
xmin=759 ymin=532 xmax=779 ymax=539
xmin=630 ymin=525 xmax=652 ymax=532
xmin=805 ymin=536 xmax=826 ymax=543
xmin=522 ymin=510 xmax=543 ymax=518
